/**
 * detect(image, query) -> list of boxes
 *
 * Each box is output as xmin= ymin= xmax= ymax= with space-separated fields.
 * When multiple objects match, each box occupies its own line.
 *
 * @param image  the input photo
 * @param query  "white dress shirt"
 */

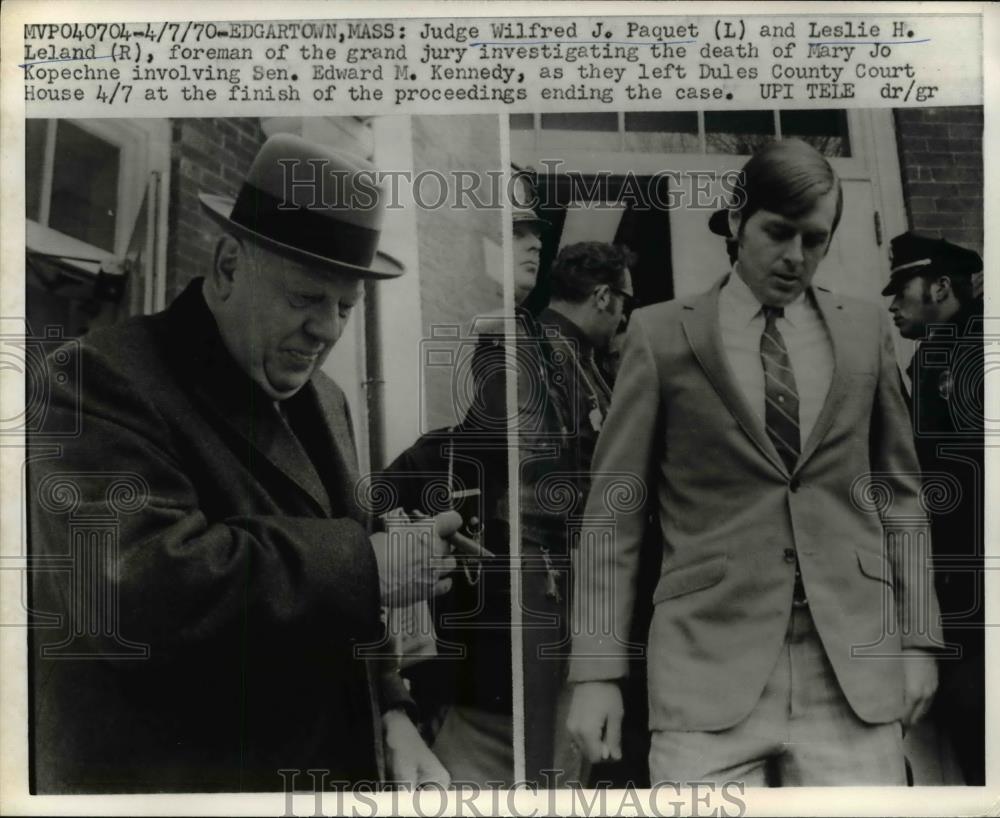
xmin=718 ymin=271 xmax=834 ymax=447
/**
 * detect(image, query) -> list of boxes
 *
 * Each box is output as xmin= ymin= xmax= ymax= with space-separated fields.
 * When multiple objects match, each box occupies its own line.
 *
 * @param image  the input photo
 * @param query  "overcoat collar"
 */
xmin=162 ymin=279 xmax=357 ymax=518
xmin=680 ymin=274 xmax=853 ymax=476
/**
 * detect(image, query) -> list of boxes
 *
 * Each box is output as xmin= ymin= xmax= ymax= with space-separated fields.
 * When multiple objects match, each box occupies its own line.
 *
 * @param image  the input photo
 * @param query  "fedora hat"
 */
xmin=199 ymin=133 xmax=399 ymax=279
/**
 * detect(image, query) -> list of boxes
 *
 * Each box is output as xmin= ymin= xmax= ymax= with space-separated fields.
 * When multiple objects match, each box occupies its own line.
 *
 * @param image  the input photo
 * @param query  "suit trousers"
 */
xmin=649 ymin=605 xmax=906 ymax=786
xmin=431 ymin=705 xmax=514 ymax=786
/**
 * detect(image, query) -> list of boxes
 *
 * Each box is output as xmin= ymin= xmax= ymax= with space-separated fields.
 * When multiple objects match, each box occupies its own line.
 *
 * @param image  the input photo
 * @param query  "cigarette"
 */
xmin=446 ymin=530 xmax=494 ymax=559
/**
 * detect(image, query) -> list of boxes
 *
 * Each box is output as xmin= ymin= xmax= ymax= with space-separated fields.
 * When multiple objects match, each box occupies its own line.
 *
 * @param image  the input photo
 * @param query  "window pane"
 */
xmin=540 ymin=112 xmax=617 ymax=132
xmin=780 ymin=109 xmax=851 ymax=157
xmin=25 ymin=119 xmax=48 ymax=222
xmin=538 ymin=112 xmax=619 ymax=151
xmin=705 ymin=110 xmax=775 ymax=155
xmin=623 ymin=111 xmax=700 ymax=153
xmin=48 ymin=121 xmax=120 ymax=252
xmin=510 ymin=113 xmax=534 ymax=130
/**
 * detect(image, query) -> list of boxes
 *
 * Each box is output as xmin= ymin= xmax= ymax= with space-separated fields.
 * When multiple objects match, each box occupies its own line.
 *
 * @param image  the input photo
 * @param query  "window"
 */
xmin=705 ymin=110 xmax=775 ymax=155
xmin=512 ymin=110 xmax=851 ymax=157
xmin=51 ymin=121 xmax=121 ymax=251
xmin=25 ymin=118 xmax=171 ymax=333
xmin=26 ymin=119 xmax=142 ymax=260
xmin=779 ymin=110 xmax=851 ymax=158
xmin=539 ymin=112 xmax=619 ymax=151
xmin=623 ymin=111 xmax=699 ymax=153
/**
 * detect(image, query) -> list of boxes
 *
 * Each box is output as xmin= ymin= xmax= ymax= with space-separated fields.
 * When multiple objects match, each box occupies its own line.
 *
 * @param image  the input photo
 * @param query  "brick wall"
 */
xmin=410 ymin=115 xmax=503 ymax=430
xmin=166 ymin=118 xmax=265 ymax=302
xmin=894 ymin=106 xmax=983 ymax=253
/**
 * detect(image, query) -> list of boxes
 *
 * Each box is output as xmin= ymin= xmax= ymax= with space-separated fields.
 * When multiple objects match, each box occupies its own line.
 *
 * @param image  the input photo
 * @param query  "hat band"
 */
xmin=230 ymin=184 xmax=379 ymax=268
xmin=890 ymin=258 xmax=932 ymax=275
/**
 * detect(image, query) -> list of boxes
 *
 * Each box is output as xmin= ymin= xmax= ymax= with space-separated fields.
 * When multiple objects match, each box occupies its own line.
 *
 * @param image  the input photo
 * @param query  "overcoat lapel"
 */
xmin=680 ymin=279 xmax=789 ymax=476
xmin=294 ymin=376 xmax=367 ymax=526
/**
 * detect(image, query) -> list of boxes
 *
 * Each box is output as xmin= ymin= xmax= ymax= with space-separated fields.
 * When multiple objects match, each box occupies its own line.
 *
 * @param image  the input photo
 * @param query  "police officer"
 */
xmin=885 ymin=231 xmax=985 ymax=785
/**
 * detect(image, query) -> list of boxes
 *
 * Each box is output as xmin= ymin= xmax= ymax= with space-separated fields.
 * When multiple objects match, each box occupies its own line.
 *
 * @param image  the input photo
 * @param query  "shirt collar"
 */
xmin=722 ymin=269 xmax=809 ymax=328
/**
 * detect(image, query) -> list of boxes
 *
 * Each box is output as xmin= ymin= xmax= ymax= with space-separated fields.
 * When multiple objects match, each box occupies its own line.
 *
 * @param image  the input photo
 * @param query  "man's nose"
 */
xmin=304 ymin=304 xmax=344 ymax=344
xmin=783 ymin=235 xmax=804 ymax=266
xmin=889 ymin=297 xmax=901 ymax=313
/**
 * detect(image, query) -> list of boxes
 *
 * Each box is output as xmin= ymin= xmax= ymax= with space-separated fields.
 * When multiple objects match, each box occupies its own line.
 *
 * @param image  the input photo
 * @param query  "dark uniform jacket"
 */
xmin=382 ymin=309 xmax=537 ymax=718
xmin=906 ymin=296 xmax=984 ymax=650
xmin=905 ymin=296 xmax=985 ymax=784
xmin=28 ymin=279 xmax=403 ymax=793
xmin=384 ymin=427 xmax=512 ymax=717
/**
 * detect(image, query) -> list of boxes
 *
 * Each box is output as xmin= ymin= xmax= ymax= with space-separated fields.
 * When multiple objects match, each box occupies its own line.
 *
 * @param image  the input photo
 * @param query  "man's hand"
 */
xmin=566 ymin=681 xmax=624 ymax=763
xmin=901 ymin=648 xmax=938 ymax=732
xmin=370 ymin=510 xmax=464 ymax=608
xmin=383 ymin=708 xmax=451 ymax=788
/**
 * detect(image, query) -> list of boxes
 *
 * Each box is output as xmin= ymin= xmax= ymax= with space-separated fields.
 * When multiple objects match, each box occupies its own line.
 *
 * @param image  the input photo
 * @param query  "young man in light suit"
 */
xmin=566 ymin=139 xmax=942 ymax=786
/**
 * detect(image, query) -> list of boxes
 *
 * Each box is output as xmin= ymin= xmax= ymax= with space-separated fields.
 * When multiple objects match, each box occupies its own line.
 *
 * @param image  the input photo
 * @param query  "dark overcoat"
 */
xmin=29 ymin=279 xmax=401 ymax=792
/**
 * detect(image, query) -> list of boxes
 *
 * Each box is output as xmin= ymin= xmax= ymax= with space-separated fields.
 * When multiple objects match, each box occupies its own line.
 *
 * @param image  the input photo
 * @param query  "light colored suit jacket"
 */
xmin=569 ymin=277 xmax=942 ymax=731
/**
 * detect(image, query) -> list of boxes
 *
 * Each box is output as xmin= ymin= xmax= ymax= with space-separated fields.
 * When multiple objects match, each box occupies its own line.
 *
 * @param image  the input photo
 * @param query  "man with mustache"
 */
xmin=28 ymin=134 xmax=456 ymax=792
xmin=567 ymin=139 xmax=942 ymax=785
xmin=520 ymin=240 xmax=635 ymax=785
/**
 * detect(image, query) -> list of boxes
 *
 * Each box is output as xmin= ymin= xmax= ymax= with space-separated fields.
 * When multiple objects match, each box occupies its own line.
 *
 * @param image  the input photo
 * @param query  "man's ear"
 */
xmin=593 ymin=284 xmax=612 ymax=311
xmin=931 ymin=275 xmax=953 ymax=303
xmin=210 ymin=234 xmax=243 ymax=300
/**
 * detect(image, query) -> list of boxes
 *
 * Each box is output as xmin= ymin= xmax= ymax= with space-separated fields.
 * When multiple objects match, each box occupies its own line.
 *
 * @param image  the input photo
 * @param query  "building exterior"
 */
xmin=22 ymin=107 xmax=983 ymax=788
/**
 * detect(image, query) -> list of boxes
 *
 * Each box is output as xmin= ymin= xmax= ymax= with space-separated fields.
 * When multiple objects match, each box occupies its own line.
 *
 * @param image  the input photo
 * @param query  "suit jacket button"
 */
xmin=789 ymin=476 xmax=801 ymax=492
xmin=783 ymin=548 xmax=797 ymax=564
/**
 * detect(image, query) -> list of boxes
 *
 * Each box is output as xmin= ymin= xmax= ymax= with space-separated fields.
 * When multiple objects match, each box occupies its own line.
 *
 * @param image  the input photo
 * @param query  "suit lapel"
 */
xmin=797 ymin=287 xmax=852 ymax=468
xmin=681 ymin=278 xmax=789 ymax=475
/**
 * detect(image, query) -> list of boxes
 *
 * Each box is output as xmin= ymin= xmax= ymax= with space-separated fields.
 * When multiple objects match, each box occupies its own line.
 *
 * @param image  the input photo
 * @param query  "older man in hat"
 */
xmin=28 ymin=133 xmax=458 ymax=792
xmin=885 ymin=231 xmax=985 ymax=785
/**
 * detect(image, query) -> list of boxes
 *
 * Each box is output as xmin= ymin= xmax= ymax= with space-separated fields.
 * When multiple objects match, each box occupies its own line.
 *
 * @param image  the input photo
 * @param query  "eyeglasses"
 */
xmin=607 ymin=286 xmax=638 ymax=315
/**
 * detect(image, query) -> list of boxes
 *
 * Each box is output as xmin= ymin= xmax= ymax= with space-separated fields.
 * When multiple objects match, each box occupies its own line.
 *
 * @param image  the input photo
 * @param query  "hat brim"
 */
xmin=881 ymin=271 xmax=921 ymax=297
xmin=708 ymin=208 xmax=731 ymax=237
xmin=512 ymin=213 xmax=549 ymax=231
xmin=198 ymin=193 xmax=401 ymax=280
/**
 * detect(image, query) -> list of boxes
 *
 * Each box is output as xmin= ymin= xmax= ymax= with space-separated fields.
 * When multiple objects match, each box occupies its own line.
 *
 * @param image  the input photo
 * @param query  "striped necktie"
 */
xmin=760 ymin=306 xmax=800 ymax=472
